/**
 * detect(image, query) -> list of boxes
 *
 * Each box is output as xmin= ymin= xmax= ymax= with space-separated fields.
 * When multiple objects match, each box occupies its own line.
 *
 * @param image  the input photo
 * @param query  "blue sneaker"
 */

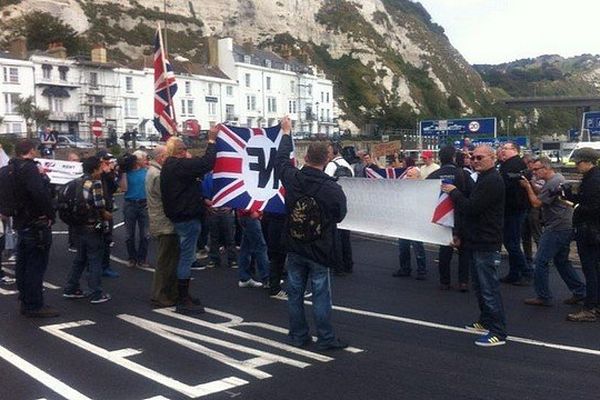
xmin=475 ymin=334 xmax=506 ymax=347
xmin=102 ymin=268 xmax=120 ymax=278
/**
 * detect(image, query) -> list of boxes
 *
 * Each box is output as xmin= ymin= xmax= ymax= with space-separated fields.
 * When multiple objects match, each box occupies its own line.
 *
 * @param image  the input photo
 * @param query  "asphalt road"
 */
xmin=1 ymin=214 xmax=600 ymax=400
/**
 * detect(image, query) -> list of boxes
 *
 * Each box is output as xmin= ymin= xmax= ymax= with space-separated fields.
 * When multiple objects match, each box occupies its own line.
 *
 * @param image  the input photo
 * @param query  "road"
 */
xmin=1 ymin=215 xmax=599 ymax=400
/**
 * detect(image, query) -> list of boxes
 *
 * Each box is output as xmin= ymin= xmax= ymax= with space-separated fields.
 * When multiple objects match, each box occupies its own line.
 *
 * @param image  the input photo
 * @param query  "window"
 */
xmin=59 ymin=67 xmax=68 ymax=81
xmin=321 ymin=92 xmax=324 ymax=103
xmin=308 ymin=84 xmax=312 ymax=96
xmin=247 ymin=117 xmax=254 ymax=128
xmin=208 ymin=102 xmax=217 ymax=116
xmin=4 ymin=93 xmax=19 ymax=114
xmin=246 ymin=95 xmax=256 ymax=111
xmin=267 ymin=97 xmax=277 ymax=113
xmin=225 ymin=104 xmax=235 ymax=120
xmin=43 ymin=67 xmax=51 ymax=80
xmin=226 ymin=86 xmax=233 ymax=96
xmin=290 ymin=81 xmax=295 ymax=93
xmin=288 ymin=100 xmax=297 ymax=114
xmin=89 ymin=72 xmax=98 ymax=88
xmin=125 ymin=77 xmax=133 ymax=92
xmin=185 ymin=81 xmax=191 ymax=95
xmin=89 ymin=105 xmax=103 ymax=118
xmin=326 ymin=92 xmax=330 ymax=103
xmin=8 ymin=122 xmax=22 ymax=135
xmin=284 ymin=64 xmax=290 ymax=71
xmin=208 ymin=83 xmax=214 ymax=96
xmin=3 ymin=67 xmax=18 ymax=83
xmin=181 ymin=99 xmax=194 ymax=116
xmin=264 ymin=59 xmax=272 ymax=68
xmin=124 ymin=98 xmax=138 ymax=117
xmin=326 ymin=109 xmax=330 ymax=120
xmin=244 ymin=55 xmax=251 ymax=64
xmin=245 ymin=73 xmax=251 ymax=88
xmin=50 ymin=97 xmax=64 ymax=113
xmin=266 ymin=76 xmax=271 ymax=91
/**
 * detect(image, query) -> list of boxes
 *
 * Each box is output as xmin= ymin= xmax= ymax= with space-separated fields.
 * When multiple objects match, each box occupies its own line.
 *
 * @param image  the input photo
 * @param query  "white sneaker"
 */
xmin=8 ymin=255 xmax=16 ymax=262
xmin=238 ymin=279 xmax=263 ymax=288
xmin=0 ymin=276 xmax=16 ymax=285
xmin=270 ymin=290 xmax=288 ymax=300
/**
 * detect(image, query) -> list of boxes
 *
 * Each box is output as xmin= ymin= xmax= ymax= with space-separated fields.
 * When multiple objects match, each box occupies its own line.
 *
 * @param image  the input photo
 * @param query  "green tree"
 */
xmin=15 ymin=96 xmax=49 ymax=139
xmin=14 ymin=11 xmax=84 ymax=55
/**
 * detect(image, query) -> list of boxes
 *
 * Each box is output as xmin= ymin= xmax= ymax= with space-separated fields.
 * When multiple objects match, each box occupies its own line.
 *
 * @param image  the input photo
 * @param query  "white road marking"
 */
xmin=0 ymin=344 xmax=92 ymax=400
xmin=110 ymin=255 xmax=154 ymax=272
xmin=52 ymin=221 xmax=125 ymax=235
xmin=143 ymin=397 xmax=171 ymax=400
xmin=1 ymin=267 xmax=60 ymax=291
xmin=40 ymin=320 xmax=248 ymax=398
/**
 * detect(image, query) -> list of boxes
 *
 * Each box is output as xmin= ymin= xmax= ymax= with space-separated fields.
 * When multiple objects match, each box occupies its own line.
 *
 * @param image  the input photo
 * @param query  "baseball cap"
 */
xmin=421 ymin=150 xmax=434 ymax=159
xmin=571 ymin=148 xmax=600 ymax=163
xmin=96 ymin=150 xmax=114 ymax=160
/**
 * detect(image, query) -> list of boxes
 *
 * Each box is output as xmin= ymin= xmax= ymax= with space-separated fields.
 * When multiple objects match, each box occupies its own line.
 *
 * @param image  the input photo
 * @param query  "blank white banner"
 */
xmin=337 ymin=178 xmax=453 ymax=246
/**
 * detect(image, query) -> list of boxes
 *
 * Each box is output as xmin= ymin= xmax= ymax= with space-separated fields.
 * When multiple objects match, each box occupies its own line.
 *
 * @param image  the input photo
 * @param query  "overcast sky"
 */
xmin=417 ymin=0 xmax=599 ymax=65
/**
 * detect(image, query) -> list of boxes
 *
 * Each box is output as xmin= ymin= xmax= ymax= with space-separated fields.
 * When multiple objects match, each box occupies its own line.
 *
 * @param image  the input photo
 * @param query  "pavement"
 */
xmin=1 ymin=215 xmax=600 ymax=400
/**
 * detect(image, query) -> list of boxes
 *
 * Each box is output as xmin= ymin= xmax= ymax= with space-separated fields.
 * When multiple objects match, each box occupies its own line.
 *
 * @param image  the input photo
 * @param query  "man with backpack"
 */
xmin=0 ymin=140 xmax=57 ymax=317
xmin=276 ymin=117 xmax=348 ymax=350
xmin=62 ymin=156 xmax=112 ymax=304
xmin=325 ymin=142 xmax=354 ymax=275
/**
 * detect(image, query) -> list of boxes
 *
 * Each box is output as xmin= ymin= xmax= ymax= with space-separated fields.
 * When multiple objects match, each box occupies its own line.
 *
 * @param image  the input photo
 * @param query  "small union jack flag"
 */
xmin=210 ymin=124 xmax=292 ymax=213
xmin=365 ymin=167 xmax=408 ymax=179
xmin=153 ymin=28 xmax=178 ymax=141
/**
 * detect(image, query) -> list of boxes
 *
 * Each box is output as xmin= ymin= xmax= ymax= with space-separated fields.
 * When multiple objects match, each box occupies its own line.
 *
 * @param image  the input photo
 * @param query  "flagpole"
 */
xmin=157 ymin=22 xmax=178 ymax=136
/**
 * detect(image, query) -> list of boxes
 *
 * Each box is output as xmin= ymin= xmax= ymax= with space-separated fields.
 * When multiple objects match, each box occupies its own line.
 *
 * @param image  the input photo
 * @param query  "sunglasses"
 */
xmin=531 ymin=166 xmax=545 ymax=171
xmin=471 ymin=155 xmax=487 ymax=161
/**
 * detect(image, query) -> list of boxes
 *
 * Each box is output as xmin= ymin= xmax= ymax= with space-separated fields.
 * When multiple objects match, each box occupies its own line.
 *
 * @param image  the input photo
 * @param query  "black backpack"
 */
xmin=332 ymin=160 xmax=353 ymax=178
xmin=0 ymin=162 xmax=22 ymax=217
xmin=287 ymin=179 xmax=327 ymax=243
xmin=57 ymin=178 xmax=89 ymax=226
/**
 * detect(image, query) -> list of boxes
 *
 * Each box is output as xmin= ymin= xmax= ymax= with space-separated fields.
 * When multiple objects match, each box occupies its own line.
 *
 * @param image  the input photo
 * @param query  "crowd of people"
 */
xmin=1 ymin=118 xmax=599 ymax=350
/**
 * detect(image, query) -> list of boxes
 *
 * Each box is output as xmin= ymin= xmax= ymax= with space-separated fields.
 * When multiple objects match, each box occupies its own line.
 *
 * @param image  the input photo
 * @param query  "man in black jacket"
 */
xmin=442 ymin=145 xmax=507 ymax=347
xmin=428 ymin=146 xmax=473 ymax=291
xmin=11 ymin=140 xmax=58 ymax=317
xmin=564 ymin=148 xmax=600 ymax=322
xmin=275 ymin=116 xmax=348 ymax=350
xmin=498 ymin=142 xmax=532 ymax=285
xmin=161 ymin=129 xmax=217 ymax=314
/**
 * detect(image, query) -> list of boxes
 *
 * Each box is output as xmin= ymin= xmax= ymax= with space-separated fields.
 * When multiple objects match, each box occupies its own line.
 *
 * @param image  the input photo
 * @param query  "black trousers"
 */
xmin=15 ymin=227 xmax=52 ymax=311
xmin=335 ymin=229 xmax=353 ymax=273
xmin=438 ymin=245 xmax=470 ymax=285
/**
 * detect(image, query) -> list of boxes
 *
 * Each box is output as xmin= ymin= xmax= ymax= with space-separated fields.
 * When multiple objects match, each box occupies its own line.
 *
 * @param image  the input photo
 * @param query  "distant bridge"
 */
xmin=502 ymin=96 xmax=600 ymax=109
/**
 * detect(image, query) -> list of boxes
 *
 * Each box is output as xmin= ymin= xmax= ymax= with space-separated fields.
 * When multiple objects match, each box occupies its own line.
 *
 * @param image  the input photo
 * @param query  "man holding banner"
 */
xmin=275 ymin=117 xmax=348 ymax=350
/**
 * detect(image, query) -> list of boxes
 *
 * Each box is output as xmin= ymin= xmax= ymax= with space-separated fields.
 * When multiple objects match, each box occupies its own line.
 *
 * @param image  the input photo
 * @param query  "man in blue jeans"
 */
xmin=520 ymin=157 xmax=585 ymax=306
xmin=443 ymin=145 xmax=507 ymax=347
xmin=275 ymin=116 xmax=348 ymax=350
xmin=119 ymin=150 xmax=149 ymax=268
xmin=161 ymin=130 xmax=217 ymax=315
xmin=237 ymin=210 xmax=269 ymax=287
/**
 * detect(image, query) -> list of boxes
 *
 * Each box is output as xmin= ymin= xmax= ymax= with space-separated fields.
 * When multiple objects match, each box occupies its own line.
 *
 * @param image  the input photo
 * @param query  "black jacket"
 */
xmin=567 ymin=166 xmax=600 ymax=227
xmin=428 ymin=163 xmax=473 ymax=235
xmin=449 ymin=167 xmax=505 ymax=251
xmin=499 ymin=155 xmax=529 ymax=215
xmin=160 ymin=144 xmax=216 ymax=223
xmin=11 ymin=158 xmax=55 ymax=230
xmin=275 ymin=135 xmax=347 ymax=266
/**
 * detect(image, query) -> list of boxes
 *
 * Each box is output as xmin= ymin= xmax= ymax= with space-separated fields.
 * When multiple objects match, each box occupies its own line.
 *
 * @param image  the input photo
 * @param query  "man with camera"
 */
xmin=98 ymin=150 xmax=119 ymax=278
xmin=562 ymin=148 xmax=600 ymax=322
xmin=520 ymin=157 xmax=585 ymax=307
xmin=499 ymin=142 xmax=532 ymax=286
xmin=119 ymin=151 xmax=150 ymax=268
xmin=63 ymin=156 xmax=112 ymax=304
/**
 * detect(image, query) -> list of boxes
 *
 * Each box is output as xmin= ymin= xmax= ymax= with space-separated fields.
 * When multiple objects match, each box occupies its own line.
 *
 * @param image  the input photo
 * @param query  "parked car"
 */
xmin=57 ymin=135 xmax=95 ymax=149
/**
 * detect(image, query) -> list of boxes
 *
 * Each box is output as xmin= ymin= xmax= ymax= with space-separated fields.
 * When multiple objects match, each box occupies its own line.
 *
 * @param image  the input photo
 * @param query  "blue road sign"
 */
xmin=470 ymin=136 xmax=528 ymax=148
xmin=568 ymin=128 xmax=580 ymax=141
xmin=419 ymin=117 xmax=497 ymax=137
xmin=582 ymin=111 xmax=600 ymax=137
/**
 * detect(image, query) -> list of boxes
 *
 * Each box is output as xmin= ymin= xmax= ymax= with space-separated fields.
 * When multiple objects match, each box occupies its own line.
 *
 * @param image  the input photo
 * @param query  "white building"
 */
xmin=0 ymin=42 xmax=35 ymax=136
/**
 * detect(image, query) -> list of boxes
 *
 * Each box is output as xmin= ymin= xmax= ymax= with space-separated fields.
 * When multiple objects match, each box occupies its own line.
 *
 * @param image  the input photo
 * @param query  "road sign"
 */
xmin=470 ymin=136 xmax=528 ymax=148
xmin=419 ymin=117 xmax=497 ymax=137
xmin=581 ymin=111 xmax=600 ymax=137
xmin=91 ymin=120 xmax=103 ymax=138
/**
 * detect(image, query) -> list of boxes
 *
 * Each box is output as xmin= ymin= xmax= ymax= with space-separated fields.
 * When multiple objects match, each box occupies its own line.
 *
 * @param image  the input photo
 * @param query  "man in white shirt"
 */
xmin=420 ymin=150 xmax=440 ymax=179
xmin=325 ymin=143 xmax=354 ymax=275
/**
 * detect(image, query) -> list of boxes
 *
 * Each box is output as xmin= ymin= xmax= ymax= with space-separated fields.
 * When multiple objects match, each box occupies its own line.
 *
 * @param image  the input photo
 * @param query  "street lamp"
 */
xmin=507 ymin=116 xmax=511 ymax=137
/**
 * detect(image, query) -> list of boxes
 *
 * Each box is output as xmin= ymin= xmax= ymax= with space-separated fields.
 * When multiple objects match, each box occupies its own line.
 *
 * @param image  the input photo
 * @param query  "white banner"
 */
xmin=0 ymin=148 xmax=8 ymax=168
xmin=337 ymin=178 xmax=453 ymax=246
xmin=35 ymin=158 xmax=83 ymax=185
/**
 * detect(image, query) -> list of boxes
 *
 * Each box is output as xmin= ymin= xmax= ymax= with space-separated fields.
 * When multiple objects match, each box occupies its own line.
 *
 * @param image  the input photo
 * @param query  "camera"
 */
xmin=506 ymin=168 xmax=529 ymax=180
xmin=117 ymin=153 xmax=136 ymax=173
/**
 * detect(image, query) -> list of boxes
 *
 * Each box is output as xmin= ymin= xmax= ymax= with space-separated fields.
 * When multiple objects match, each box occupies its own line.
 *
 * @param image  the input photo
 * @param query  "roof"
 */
xmin=232 ymin=44 xmax=309 ymax=73
xmin=125 ymin=55 xmax=231 ymax=80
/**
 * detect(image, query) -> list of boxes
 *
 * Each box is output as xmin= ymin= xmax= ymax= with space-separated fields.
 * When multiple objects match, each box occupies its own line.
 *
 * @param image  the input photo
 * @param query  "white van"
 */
xmin=565 ymin=142 xmax=600 ymax=165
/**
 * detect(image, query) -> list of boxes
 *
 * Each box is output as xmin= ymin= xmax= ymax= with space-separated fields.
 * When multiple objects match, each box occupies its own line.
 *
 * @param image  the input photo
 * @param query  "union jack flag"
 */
xmin=365 ymin=167 xmax=408 ymax=179
xmin=210 ymin=124 xmax=292 ymax=214
xmin=153 ymin=28 xmax=178 ymax=141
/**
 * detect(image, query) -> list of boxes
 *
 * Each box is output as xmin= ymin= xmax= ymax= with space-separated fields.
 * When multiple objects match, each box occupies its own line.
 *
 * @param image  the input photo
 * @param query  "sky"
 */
xmin=417 ymin=0 xmax=600 ymax=64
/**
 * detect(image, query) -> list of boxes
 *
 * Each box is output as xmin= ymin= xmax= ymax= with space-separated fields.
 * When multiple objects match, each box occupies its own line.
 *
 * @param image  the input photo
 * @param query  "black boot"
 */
xmin=175 ymin=279 xmax=205 ymax=315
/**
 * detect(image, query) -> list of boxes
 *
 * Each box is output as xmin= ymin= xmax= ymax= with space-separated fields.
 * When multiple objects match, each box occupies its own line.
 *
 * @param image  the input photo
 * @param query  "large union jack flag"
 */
xmin=365 ymin=166 xmax=408 ymax=179
xmin=210 ymin=124 xmax=292 ymax=214
xmin=153 ymin=28 xmax=178 ymax=141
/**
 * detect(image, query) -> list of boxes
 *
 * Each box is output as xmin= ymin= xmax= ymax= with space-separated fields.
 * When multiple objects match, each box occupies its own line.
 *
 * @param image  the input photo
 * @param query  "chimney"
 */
xmin=91 ymin=44 xmax=107 ymax=63
xmin=8 ymin=36 xmax=27 ymax=59
xmin=242 ymin=41 xmax=254 ymax=55
xmin=207 ymin=36 xmax=219 ymax=67
xmin=47 ymin=42 xmax=67 ymax=59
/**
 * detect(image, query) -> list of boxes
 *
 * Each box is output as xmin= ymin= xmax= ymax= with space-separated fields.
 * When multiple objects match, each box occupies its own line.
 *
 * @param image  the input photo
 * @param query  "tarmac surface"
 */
xmin=1 ymin=211 xmax=600 ymax=400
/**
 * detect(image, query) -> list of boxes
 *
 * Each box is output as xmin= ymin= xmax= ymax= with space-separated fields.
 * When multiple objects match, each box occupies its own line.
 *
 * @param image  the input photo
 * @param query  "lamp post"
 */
xmin=507 ymin=115 xmax=512 ymax=137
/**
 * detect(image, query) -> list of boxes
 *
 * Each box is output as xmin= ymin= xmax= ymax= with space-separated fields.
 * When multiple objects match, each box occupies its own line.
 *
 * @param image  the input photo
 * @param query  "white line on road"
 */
xmin=1 ymin=267 xmax=60 ymax=290
xmin=0 ymin=344 xmax=92 ymax=400
xmin=110 ymin=255 xmax=154 ymax=272
xmin=52 ymin=221 xmax=124 ymax=235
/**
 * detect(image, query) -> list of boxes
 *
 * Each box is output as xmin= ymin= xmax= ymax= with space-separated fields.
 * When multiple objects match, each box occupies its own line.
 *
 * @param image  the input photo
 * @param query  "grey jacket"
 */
xmin=145 ymin=161 xmax=175 ymax=236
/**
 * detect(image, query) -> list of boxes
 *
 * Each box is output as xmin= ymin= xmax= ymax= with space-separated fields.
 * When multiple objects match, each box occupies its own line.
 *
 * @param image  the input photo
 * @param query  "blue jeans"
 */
xmin=15 ymin=226 xmax=52 ymax=311
xmin=208 ymin=211 xmax=237 ymax=265
xmin=124 ymin=200 xmax=149 ymax=263
xmin=286 ymin=252 xmax=335 ymax=346
xmin=65 ymin=227 xmax=105 ymax=298
xmin=238 ymin=217 xmax=269 ymax=282
xmin=398 ymin=239 xmax=426 ymax=276
xmin=503 ymin=212 xmax=532 ymax=280
xmin=471 ymin=250 xmax=506 ymax=339
xmin=534 ymin=229 xmax=585 ymax=302
xmin=174 ymin=219 xmax=201 ymax=280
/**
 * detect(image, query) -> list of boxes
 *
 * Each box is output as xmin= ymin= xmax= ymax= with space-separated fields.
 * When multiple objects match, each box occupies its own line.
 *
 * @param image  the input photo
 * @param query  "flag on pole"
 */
xmin=153 ymin=27 xmax=178 ymax=141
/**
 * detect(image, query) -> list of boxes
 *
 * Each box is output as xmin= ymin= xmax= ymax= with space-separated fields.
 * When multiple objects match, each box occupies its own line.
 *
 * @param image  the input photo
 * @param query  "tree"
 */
xmin=15 ymin=96 xmax=49 ymax=139
xmin=14 ymin=11 xmax=84 ymax=55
